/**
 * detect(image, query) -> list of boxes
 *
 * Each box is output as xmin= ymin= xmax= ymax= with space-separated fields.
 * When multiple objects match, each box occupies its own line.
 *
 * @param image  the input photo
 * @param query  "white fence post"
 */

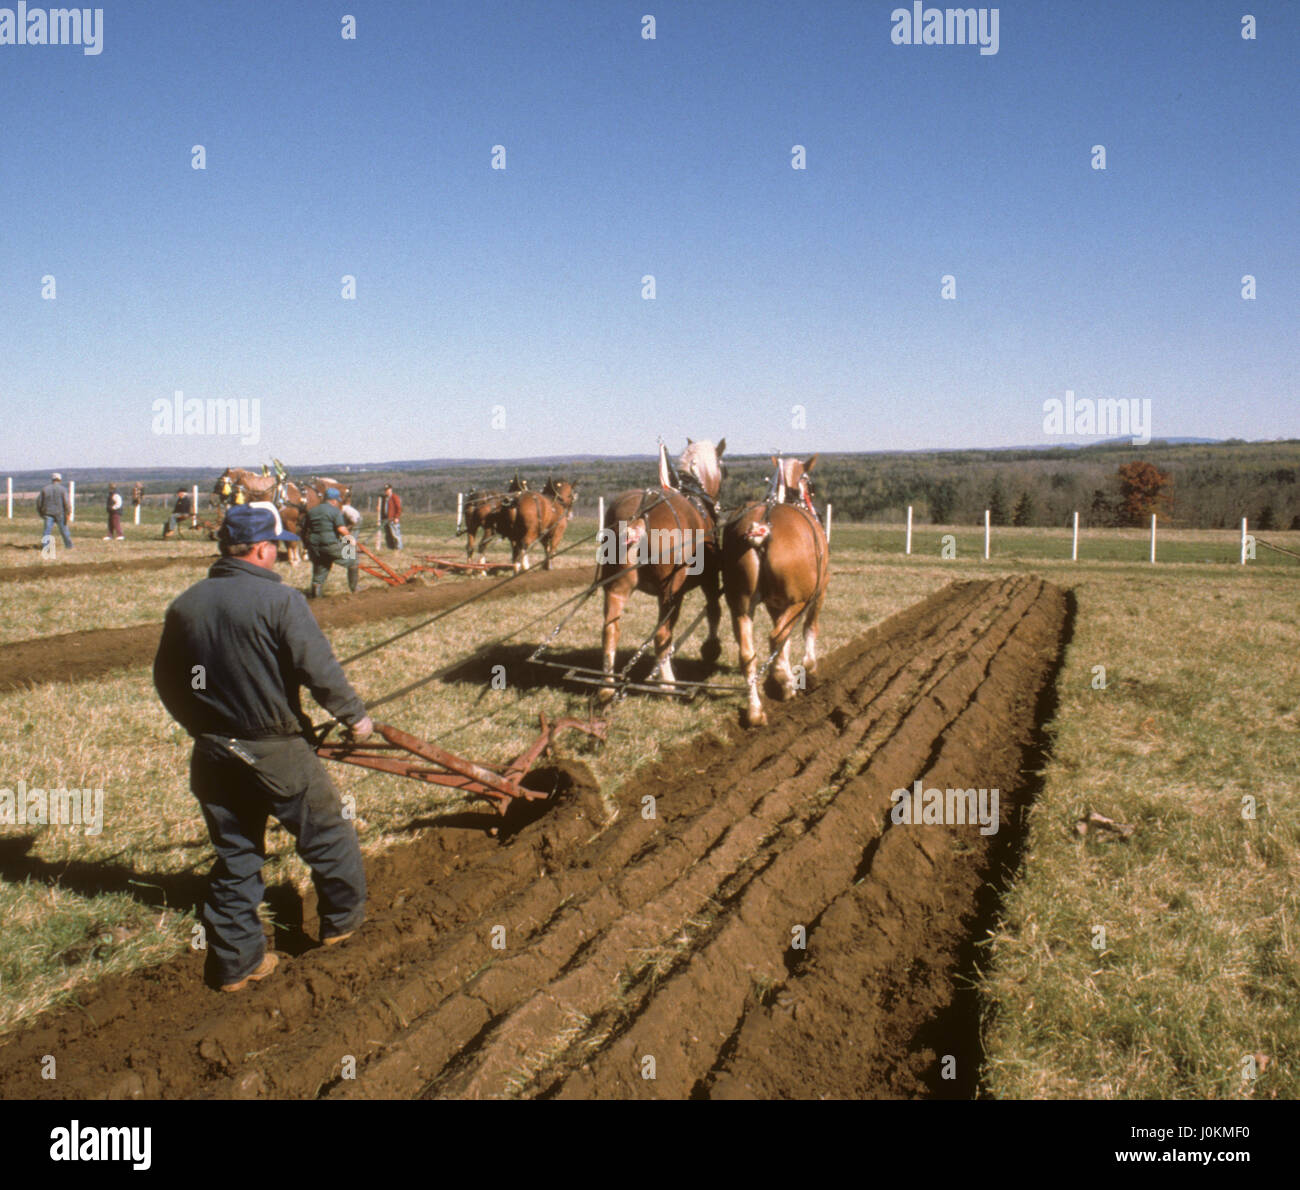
xmin=69 ymin=479 xmax=76 ymax=523
xmin=1072 ymin=510 xmax=1079 ymax=561
xmin=825 ymin=503 xmax=833 ymax=544
xmin=1150 ymin=513 xmax=1157 ymax=563
xmin=597 ymin=495 xmax=605 ymax=527
xmin=456 ymin=492 xmax=464 ymax=533
xmin=191 ymin=484 xmax=199 ymax=530
xmin=1240 ymin=516 xmax=1248 ymax=565
xmin=905 ymin=505 xmax=912 ymax=555
xmin=984 ymin=509 xmax=990 ymax=560
xmin=134 ymin=498 xmax=141 ymax=525
xmin=5 ymin=477 xmax=11 ymax=519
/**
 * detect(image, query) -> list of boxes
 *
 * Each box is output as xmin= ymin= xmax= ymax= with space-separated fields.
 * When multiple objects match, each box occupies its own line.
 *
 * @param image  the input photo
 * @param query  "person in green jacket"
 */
xmin=304 ymin=488 xmax=359 ymax=598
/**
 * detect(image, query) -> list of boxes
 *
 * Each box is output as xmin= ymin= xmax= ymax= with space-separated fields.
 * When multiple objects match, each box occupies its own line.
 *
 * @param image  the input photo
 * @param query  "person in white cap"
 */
xmin=37 ymin=472 xmax=73 ymax=550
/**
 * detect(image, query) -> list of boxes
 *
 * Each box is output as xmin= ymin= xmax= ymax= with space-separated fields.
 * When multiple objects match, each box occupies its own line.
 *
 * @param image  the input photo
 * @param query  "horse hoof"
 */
xmin=742 ymin=707 xmax=768 ymax=729
xmin=700 ymin=638 xmax=722 ymax=665
xmin=596 ymin=686 xmax=616 ymax=705
xmin=763 ymin=673 xmax=785 ymax=700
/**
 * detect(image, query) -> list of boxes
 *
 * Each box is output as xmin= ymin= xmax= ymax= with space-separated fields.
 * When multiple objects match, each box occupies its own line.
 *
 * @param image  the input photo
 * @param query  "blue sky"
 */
xmin=2 ymin=1 xmax=1296 ymax=469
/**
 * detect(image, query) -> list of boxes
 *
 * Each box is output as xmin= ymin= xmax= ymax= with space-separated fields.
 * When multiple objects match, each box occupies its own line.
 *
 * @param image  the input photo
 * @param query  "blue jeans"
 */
xmin=41 ymin=515 xmax=73 ymax=548
xmin=383 ymin=519 xmax=403 ymax=549
xmin=190 ymin=734 xmax=366 ymax=986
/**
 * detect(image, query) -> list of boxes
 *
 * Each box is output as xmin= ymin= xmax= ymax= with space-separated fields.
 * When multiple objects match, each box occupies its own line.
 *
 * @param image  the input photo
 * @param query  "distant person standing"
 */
xmin=104 ymin=483 xmax=125 ymax=541
xmin=131 ymin=482 xmax=144 ymax=525
xmin=37 ymin=472 xmax=73 ymax=551
xmin=163 ymin=488 xmax=192 ymax=538
xmin=304 ymin=487 xmax=359 ymax=597
xmin=380 ymin=483 xmax=403 ymax=550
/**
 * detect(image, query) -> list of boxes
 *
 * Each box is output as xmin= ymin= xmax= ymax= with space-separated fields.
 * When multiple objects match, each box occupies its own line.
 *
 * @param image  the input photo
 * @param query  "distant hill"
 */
xmin=7 ymin=439 xmax=1298 ymax=530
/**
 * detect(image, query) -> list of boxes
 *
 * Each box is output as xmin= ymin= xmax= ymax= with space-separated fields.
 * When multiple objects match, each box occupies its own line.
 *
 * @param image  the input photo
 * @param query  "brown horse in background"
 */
xmin=309 ymin=476 xmax=353 ymax=506
xmin=501 ymin=476 xmax=576 ymax=571
xmin=462 ymin=473 xmax=527 ymax=563
xmin=213 ymin=467 xmax=315 ymax=566
xmin=721 ymin=454 xmax=828 ymax=727
xmin=597 ymin=439 xmax=726 ymax=700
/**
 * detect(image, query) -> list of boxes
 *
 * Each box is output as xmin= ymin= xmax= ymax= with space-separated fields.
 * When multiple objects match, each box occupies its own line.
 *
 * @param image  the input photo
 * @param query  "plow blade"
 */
xmin=316 ymin=714 xmax=606 ymax=820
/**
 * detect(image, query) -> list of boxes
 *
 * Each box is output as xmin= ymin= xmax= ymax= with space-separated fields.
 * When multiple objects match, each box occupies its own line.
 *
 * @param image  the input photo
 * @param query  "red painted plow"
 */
xmin=355 ymin=542 xmax=514 ymax=586
xmin=316 ymin=713 xmax=606 ymax=820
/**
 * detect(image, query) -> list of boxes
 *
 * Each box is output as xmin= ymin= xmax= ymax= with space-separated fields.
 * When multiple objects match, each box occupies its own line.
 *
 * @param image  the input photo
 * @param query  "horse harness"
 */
xmin=726 ymin=475 xmax=829 ymax=591
xmin=626 ymin=478 xmax=721 ymax=561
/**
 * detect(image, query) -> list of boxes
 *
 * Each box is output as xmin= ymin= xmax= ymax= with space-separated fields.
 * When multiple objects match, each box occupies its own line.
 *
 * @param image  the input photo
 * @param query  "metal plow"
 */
xmin=316 ymin=713 xmax=607 ymax=821
xmin=355 ymin=541 xmax=514 ymax=586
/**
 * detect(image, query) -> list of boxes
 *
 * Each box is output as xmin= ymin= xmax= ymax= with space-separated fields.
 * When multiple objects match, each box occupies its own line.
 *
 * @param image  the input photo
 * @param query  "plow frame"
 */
xmin=315 ymin=713 xmax=606 ymax=817
xmin=354 ymin=541 xmax=515 ymax=587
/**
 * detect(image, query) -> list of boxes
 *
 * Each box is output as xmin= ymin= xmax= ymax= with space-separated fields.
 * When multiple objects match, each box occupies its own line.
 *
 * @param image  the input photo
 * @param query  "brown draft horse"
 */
xmin=721 ymin=454 xmax=828 ymax=727
xmin=462 ymin=473 xmax=527 ymax=562
xmin=214 ymin=468 xmax=308 ymax=565
xmin=501 ymin=476 xmax=576 ymax=571
xmin=597 ymin=439 xmax=726 ymax=700
xmin=214 ymin=468 xmax=352 ymax=566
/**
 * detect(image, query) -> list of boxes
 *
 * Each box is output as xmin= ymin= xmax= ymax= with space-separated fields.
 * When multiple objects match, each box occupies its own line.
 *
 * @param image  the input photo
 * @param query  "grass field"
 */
xmin=0 ymin=509 xmax=1296 ymax=1098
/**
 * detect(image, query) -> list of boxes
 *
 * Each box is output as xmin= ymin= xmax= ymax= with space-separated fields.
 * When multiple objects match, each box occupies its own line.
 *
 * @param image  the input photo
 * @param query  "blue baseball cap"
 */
xmin=220 ymin=501 xmax=299 ymax=544
xmin=325 ymin=487 xmax=342 ymax=500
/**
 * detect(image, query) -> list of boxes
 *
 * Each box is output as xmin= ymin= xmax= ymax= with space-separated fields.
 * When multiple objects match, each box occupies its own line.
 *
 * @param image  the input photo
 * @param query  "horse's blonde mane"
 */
xmin=679 ymin=440 xmax=722 ymax=495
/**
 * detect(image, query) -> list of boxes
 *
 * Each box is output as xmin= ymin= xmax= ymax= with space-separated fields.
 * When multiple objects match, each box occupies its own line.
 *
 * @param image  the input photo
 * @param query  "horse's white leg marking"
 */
xmin=737 ymin=611 xmax=764 ymax=725
xmin=803 ymin=624 xmax=818 ymax=673
xmin=778 ymin=636 xmax=797 ymax=697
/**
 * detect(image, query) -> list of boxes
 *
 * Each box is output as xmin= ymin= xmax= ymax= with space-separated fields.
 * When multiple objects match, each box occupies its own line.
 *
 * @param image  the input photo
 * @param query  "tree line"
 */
xmin=41 ymin=439 xmax=1300 ymax=531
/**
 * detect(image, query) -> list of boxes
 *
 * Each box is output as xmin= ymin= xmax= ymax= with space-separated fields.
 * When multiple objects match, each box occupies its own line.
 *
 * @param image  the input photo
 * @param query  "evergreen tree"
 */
xmin=988 ymin=479 xmax=1009 ymax=526
xmin=1012 ymin=492 xmax=1034 ymax=527
xmin=929 ymin=480 xmax=956 ymax=524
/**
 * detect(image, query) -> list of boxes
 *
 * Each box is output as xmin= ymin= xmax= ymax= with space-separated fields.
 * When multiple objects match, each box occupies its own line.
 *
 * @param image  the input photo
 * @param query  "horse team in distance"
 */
xmin=462 ymin=473 xmax=527 ymax=564
xmin=462 ymin=473 xmax=577 ymax=572
xmin=213 ymin=467 xmax=353 ymax=566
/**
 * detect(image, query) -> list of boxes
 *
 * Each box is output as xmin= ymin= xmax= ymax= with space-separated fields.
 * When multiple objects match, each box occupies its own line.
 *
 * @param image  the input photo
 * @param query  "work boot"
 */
xmin=309 ymin=583 xmax=323 ymax=599
xmin=323 ymin=931 xmax=355 ymax=947
xmin=220 ymin=951 xmax=279 ymax=993
xmin=347 ymin=568 xmax=358 ymax=593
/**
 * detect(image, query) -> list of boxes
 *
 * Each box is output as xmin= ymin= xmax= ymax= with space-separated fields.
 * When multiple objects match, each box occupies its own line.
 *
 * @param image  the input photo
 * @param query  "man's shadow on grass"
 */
xmin=0 ymin=834 xmax=318 ymax=957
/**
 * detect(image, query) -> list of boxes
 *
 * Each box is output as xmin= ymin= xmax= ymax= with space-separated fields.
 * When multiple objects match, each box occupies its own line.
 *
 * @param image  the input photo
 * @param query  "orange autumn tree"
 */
xmin=1116 ymin=461 xmax=1174 ymax=526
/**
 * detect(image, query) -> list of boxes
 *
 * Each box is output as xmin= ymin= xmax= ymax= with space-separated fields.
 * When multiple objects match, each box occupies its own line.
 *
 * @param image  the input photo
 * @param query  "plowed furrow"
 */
xmin=412 ymin=581 xmax=1041 ymax=1098
xmin=543 ymin=578 xmax=1055 ymax=1098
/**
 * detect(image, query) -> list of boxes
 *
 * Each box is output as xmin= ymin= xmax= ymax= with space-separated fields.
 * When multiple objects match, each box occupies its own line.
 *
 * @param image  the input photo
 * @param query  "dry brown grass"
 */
xmin=1 ymin=514 xmax=1296 ymax=1102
